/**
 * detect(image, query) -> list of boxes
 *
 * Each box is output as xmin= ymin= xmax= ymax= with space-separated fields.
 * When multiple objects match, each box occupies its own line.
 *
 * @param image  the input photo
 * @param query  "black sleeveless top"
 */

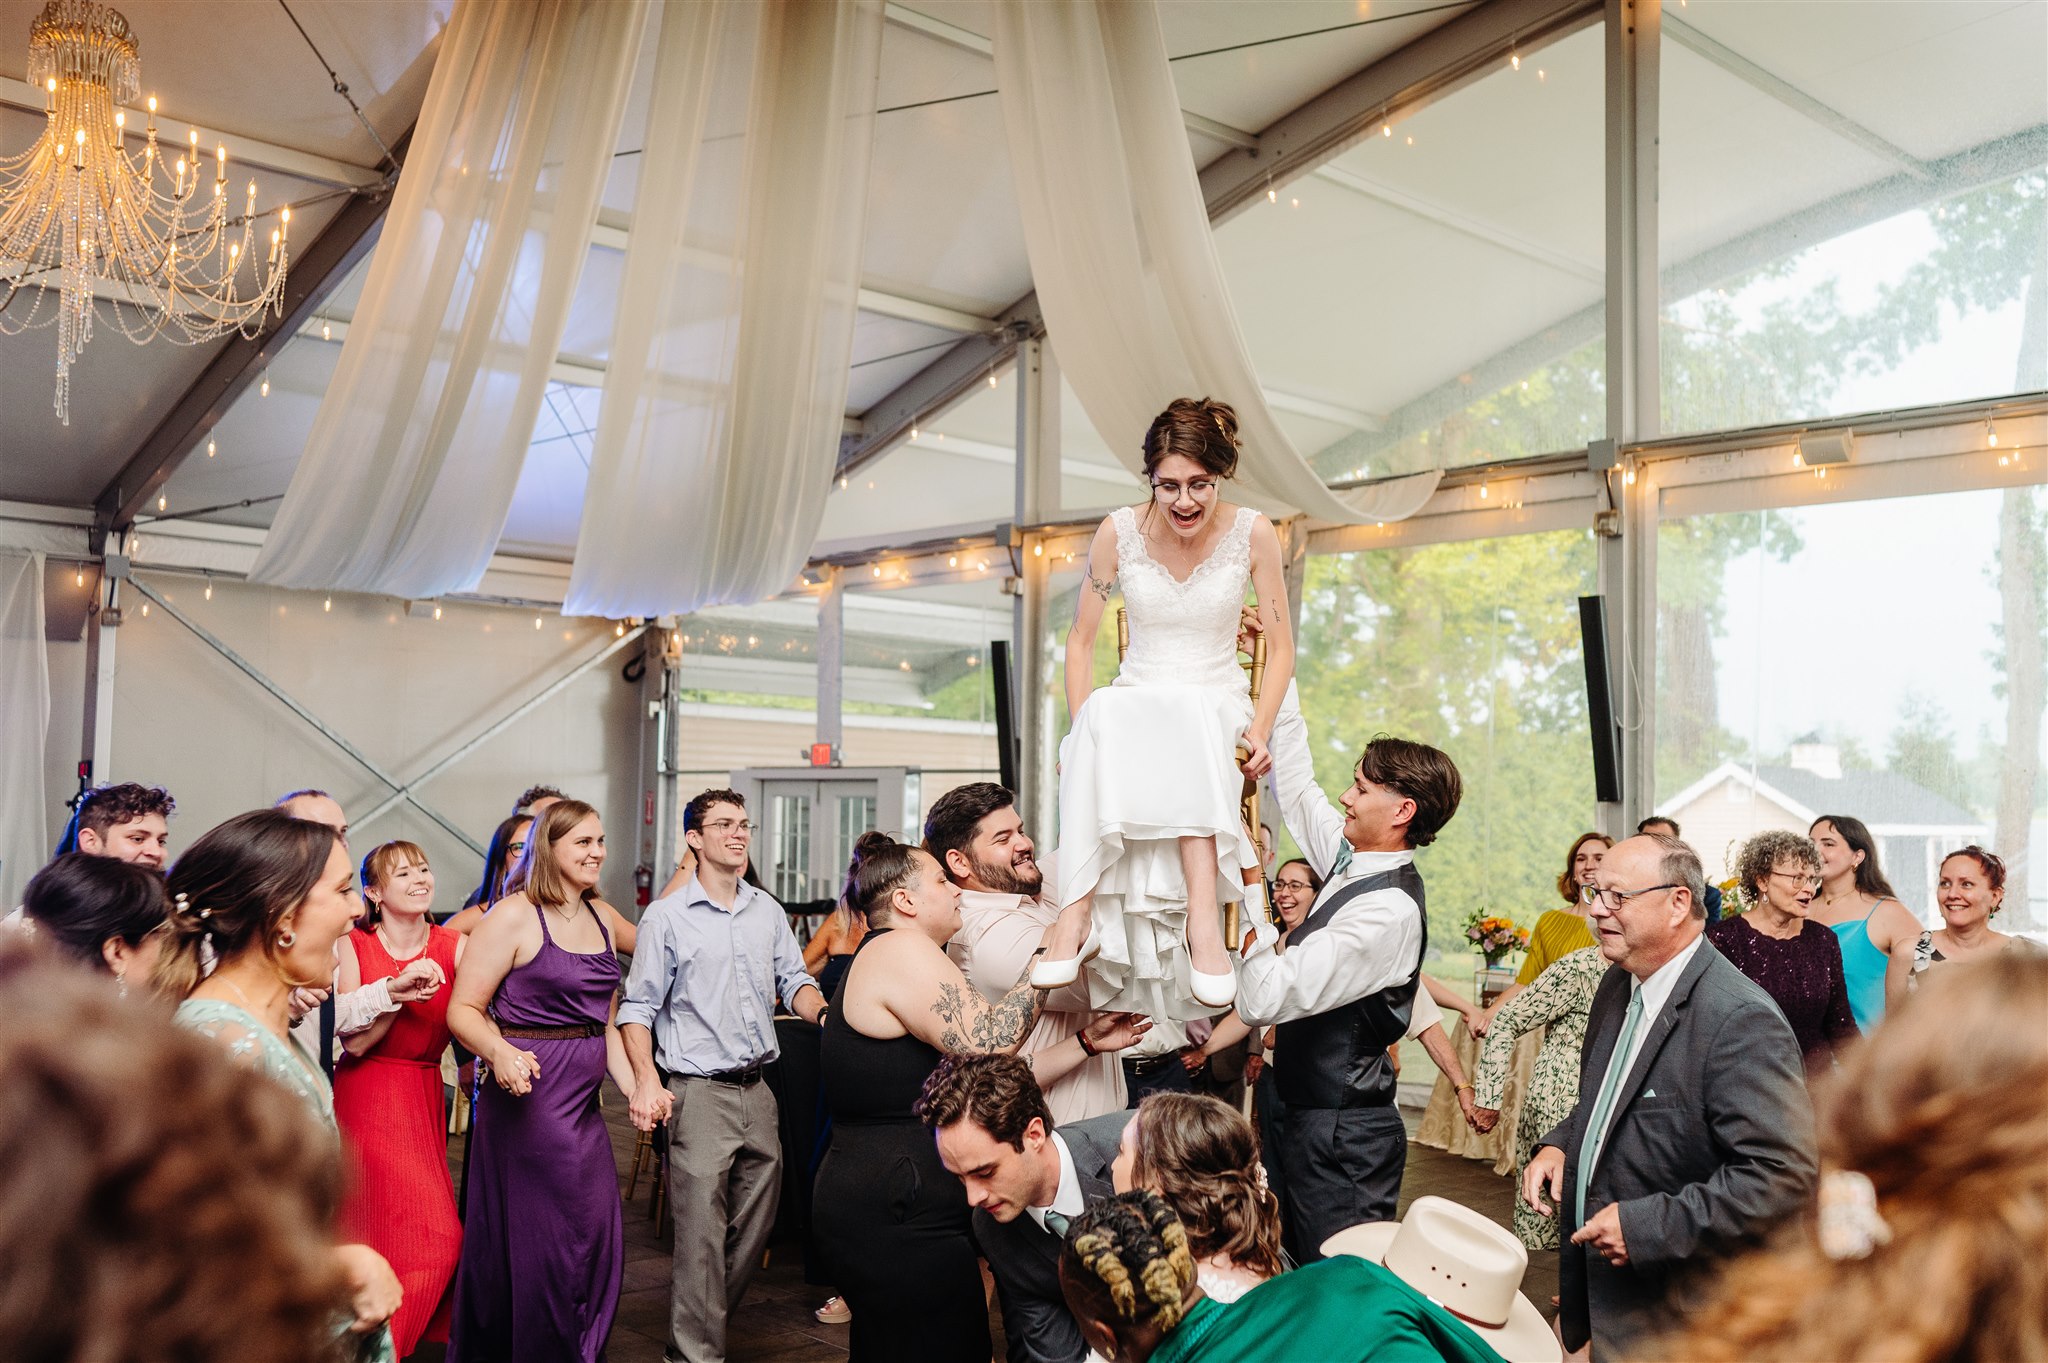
xmin=821 ymin=929 xmax=944 ymax=1126
xmin=1275 ymin=862 xmax=1428 ymax=1110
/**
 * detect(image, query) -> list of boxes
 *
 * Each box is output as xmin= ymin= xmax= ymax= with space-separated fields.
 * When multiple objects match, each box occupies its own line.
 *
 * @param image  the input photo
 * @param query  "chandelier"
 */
xmin=0 ymin=0 xmax=290 ymax=423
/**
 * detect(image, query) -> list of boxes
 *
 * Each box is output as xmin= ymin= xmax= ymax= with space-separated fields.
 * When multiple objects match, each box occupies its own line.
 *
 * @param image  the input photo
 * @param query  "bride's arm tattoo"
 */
xmin=933 ymin=979 xmax=1047 ymax=1053
xmin=1084 ymin=570 xmax=1116 ymax=600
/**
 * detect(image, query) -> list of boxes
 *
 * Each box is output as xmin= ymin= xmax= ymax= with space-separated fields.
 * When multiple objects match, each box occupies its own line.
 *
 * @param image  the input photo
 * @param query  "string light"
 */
xmin=1986 ymin=420 xmax=1999 ymax=447
xmin=434 ymin=605 xmax=443 ymax=620
xmin=1032 ymin=543 xmax=1043 ymax=557
xmin=1382 ymin=122 xmax=1392 ymax=137
xmin=321 ymin=319 xmax=331 ymax=341
xmin=1624 ymin=465 xmax=1638 ymax=486
xmin=1510 ymin=49 xmax=1521 ymax=70
xmin=1290 ymin=196 xmax=1300 ymax=208
xmin=1478 ymin=482 xmax=1490 ymax=499
xmin=911 ymin=422 xmax=918 ymax=440
xmin=1791 ymin=451 xmax=1804 ymax=467
xmin=839 ymin=476 xmax=848 ymax=489
xmin=988 ymin=369 xmax=999 ymax=388
xmin=203 ymin=577 xmax=212 ymax=600
xmin=206 ymin=437 xmax=215 ymax=457
xmin=157 ymin=493 xmax=166 ymax=511
xmin=260 ymin=370 xmax=270 ymax=397
xmin=1537 ymin=68 xmax=1547 ymax=81
xmin=139 ymin=602 xmax=149 ymax=617
xmin=75 ymin=566 xmax=83 ymax=586
xmin=323 ymin=596 xmax=332 ymax=612
xmin=947 ymin=554 xmax=958 ymax=567
xmin=614 ymin=621 xmax=625 ymax=637
xmin=872 ymin=565 xmax=882 ymax=578
xmin=534 ymin=615 xmax=543 ymax=630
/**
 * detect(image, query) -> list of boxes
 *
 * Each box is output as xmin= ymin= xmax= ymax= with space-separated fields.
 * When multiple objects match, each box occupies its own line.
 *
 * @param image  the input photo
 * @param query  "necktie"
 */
xmin=1330 ymin=844 xmax=1353 ymax=877
xmin=1575 ymin=987 xmax=1645 ymax=1225
xmin=1043 ymin=1209 xmax=1071 ymax=1240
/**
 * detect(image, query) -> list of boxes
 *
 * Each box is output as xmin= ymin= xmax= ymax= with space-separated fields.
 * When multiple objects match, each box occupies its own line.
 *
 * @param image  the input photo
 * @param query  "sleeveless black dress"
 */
xmin=812 ymin=930 xmax=990 ymax=1361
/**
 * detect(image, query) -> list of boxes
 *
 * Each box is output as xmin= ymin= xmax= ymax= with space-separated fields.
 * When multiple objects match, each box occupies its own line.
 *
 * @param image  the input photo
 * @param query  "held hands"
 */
xmin=287 ymin=985 xmax=329 ymax=1023
xmin=493 ymin=1043 xmax=542 ymax=1096
xmin=1571 ymin=1202 xmax=1629 ymax=1266
xmin=1237 ymin=728 xmax=1273 ymax=780
xmin=1470 ymin=1105 xmax=1501 ymax=1134
xmin=1523 ymin=1145 xmax=1566 ymax=1218
xmin=388 ymin=958 xmax=444 ymax=1004
xmin=629 ymin=1078 xmax=673 ymax=1132
xmin=334 ymin=1243 xmax=402 ymax=1332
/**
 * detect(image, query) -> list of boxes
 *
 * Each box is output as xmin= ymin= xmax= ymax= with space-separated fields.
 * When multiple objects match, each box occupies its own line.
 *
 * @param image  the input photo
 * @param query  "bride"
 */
xmin=1032 ymin=398 xmax=1295 ymax=1017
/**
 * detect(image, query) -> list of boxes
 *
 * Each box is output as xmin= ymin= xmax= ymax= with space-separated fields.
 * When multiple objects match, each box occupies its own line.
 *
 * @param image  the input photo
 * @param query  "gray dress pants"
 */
xmin=663 ymin=1073 xmax=783 ymax=1363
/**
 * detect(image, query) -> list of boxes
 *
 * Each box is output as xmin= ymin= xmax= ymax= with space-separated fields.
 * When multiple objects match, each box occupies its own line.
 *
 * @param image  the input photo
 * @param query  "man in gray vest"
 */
xmin=1237 ymin=684 xmax=1463 ymax=1264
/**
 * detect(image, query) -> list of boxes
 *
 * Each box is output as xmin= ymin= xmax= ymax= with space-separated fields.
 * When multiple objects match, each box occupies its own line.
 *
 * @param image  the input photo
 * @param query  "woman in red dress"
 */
xmin=336 ymin=840 xmax=466 ymax=1358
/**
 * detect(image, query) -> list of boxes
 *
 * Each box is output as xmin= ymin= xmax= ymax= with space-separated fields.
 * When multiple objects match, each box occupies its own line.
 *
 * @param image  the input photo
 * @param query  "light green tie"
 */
xmin=1043 ymin=1209 xmax=1072 ymax=1240
xmin=1330 ymin=844 xmax=1353 ymax=877
xmin=1575 ymin=987 xmax=1645 ymax=1225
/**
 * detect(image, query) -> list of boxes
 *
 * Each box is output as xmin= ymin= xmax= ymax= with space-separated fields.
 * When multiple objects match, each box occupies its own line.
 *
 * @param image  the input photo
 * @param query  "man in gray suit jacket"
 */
xmin=920 ymin=1053 xmax=1131 ymax=1363
xmin=1524 ymin=834 xmax=1817 ymax=1361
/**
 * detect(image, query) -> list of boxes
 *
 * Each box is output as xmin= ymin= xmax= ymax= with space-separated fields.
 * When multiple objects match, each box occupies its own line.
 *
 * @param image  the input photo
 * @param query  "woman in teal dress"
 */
xmin=160 ymin=808 xmax=402 ymax=1362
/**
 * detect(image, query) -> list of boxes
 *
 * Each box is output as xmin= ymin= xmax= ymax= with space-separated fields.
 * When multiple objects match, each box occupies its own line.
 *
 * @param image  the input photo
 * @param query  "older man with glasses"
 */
xmin=1523 ymin=833 xmax=1816 ymax=1362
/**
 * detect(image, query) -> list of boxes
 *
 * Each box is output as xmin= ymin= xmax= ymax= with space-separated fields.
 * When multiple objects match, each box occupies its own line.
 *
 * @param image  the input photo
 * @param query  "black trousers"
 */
xmin=1277 ymin=1102 xmax=1405 ymax=1264
xmin=1123 ymin=1054 xmax=1194 ymax=1106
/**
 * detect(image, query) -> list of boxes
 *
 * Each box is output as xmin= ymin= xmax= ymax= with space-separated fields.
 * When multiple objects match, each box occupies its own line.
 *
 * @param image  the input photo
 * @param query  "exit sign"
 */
xmin=808 ymin=743 xmax=838 ymax=768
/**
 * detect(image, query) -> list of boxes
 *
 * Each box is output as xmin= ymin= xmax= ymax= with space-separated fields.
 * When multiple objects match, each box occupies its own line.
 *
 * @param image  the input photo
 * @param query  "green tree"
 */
xmin=1885 ymin=692 xmax=1976 ymax=817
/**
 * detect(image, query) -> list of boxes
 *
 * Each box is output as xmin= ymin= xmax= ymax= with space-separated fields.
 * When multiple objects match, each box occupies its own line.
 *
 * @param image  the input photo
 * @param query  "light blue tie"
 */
xmin=1575 ymin=987 xmax=1645 ymax=1225
xmin=1330 ymin=844 xmax=1353 ymax=877
xmin=1043 ymin=1209 xmax=1072 ymax=1240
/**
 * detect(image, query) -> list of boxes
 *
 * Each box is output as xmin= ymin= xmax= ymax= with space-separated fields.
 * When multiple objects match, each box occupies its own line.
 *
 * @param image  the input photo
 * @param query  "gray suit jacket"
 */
xmin=1539 ymin=939 xmax=1817 ymax=1359
xmin=973 ymin=1112 xmax=1128 ymax=1363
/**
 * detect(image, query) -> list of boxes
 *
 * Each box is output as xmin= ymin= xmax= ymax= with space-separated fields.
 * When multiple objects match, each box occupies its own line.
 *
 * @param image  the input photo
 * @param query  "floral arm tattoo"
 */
xmin=1084 ymin=569 xmax=1116 ymax=600
xmin=932 ymin=978 xmax=1046 ymax=1054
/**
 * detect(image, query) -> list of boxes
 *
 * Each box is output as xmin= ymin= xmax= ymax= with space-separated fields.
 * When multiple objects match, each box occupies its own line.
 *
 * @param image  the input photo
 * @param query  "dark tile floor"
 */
xmin=443 ymin=1090 xmax=1553 ymax=1363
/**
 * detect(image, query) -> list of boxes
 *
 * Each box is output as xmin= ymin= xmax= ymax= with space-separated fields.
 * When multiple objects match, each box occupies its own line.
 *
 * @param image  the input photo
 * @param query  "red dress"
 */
xmin=335 ymin=925 xmax=462 ymax=1357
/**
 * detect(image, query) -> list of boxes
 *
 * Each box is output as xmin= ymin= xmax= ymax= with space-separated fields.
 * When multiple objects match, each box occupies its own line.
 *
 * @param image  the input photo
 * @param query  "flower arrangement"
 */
xmin=1464 ymin=912 xmax=1529 ymax=968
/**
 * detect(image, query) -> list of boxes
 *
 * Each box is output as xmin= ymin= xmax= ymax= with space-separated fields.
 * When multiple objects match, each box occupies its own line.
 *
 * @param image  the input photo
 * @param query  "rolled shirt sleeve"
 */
xmin=1236 ymin=881 xmax=1423 ymax=1027
xmin=616 ymin=902 xmax=675 ymax=1034
xmin=772 ymin=908 xmax=820 ymax=1011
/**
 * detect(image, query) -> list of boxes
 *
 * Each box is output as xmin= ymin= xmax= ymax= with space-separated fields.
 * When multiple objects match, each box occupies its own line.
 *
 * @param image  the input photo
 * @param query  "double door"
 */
xmin=734 ymin=767 xmax=917 ymax=905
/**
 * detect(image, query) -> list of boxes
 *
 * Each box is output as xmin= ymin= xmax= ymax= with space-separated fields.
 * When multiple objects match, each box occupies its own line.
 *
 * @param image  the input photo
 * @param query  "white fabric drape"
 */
xmin=251 ymin=0 xmax=646 ymax=598
xmin=992 ymin=0 xmax=1439 ymax=524
xmin=0 ymin=551 xmax=50 ymax=909
xmin=563 ymin=0 xmax=885 ymax=618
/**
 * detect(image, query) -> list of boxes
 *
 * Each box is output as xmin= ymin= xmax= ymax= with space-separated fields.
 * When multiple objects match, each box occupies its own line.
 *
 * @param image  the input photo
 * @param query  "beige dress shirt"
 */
xmin=949 ymin=879 xmax=1128 ymax=1123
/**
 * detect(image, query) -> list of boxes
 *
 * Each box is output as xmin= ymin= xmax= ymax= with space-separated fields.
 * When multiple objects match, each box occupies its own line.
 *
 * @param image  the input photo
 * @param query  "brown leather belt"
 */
xmin=498 ymin=1022 xmax=605 ymax=1040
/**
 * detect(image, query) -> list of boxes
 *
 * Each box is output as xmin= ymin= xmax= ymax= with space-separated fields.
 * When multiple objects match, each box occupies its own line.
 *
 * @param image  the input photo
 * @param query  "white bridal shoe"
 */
xmin=1030 ymin=925 xmax=1101 ymax=989
xmin=1189 ymin=962 xmax=1236 ymax=1009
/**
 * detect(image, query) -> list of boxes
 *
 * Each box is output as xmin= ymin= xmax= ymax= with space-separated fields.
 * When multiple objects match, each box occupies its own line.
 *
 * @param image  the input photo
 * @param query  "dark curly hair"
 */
xmin=0 ymin=942 xmax=344 ymax=1363
xmin=915 ymin=1052 xmax=1053 ymax=1150
xmin=77 ymin=781 xmax=174 ymax=836
xmin=1127 ymin=1093 xmax=1284 ymax=1279
xmin=1061 ymin=1190 xmax=1200 ymax=1338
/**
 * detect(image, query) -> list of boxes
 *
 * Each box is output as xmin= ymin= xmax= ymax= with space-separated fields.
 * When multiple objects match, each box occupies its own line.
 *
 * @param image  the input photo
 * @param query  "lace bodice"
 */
xmin=1111 ymin=504 xmax=1256 ymax=691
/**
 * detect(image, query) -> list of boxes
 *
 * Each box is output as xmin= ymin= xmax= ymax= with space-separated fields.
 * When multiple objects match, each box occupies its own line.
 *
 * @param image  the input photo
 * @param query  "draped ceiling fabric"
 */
xmin=992 ymin=0 xmax=1440 ymax=525
xmin=250 ymin=0 xmax=645 ymax=598
xmin=0 ymin=551 xmax=50 ymax=909
xmin=563 ymin=0 xmax=886 ymax=619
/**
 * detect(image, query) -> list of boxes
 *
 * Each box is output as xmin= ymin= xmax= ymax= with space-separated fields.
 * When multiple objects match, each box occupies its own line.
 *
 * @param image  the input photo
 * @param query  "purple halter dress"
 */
xmin=450 ymin=903 xmax=621 ymax=1363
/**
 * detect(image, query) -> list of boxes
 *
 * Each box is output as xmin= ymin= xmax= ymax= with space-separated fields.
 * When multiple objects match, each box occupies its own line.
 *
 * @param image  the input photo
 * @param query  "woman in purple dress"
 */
xmin=446 ymin=801 xmax=668 ymax=1362
xmin=1707 ymin=829 xmax=1858 ymax=1078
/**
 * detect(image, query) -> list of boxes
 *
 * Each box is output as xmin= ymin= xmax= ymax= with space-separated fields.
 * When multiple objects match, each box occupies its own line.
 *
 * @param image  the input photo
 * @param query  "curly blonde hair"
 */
xmin=1061 ymin=1190 xmax=1200 ymax=1336
xmin=1644 ymin=952 xmax=2048 ymax=1363
xmin=0 ymin=941 xmax=344 ymax=1363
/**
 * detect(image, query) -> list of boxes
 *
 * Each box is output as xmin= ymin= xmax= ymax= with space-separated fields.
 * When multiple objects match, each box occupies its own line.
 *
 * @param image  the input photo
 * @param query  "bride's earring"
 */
xmin=276 ymin=929 xmax=296 ymax=949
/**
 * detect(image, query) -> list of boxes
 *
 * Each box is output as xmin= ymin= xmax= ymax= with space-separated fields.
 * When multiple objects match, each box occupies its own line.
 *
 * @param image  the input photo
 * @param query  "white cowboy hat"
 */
xmin=1322 ymin=1196 xmax=1560 ymax=1363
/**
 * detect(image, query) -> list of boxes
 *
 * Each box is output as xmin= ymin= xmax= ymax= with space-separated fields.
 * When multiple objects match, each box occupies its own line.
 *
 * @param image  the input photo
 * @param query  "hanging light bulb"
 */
xmin=206 ymin=437 xmax=216 ymax=457
xmin=157 ymin=493 xmax=166 ymax=511
xmin=948 ymin=554 xmax=958 ymax=568
xmin=1511 ymin=49 xmax=1521 ymax=70
xmin=433 ymin=604 xmax=443 ymax=620
xmin=1267 ymin=185 xmax=1276 ymax=203
xmin=260 ymin=370 xmax=270 ymax=397
xmin=322 ymin=319 xmax=331 ymax=341
xmin=323 ymin=596 xmax=332 ymax=612
xmin=139 ymin=602 xmax=149 ymax=618
xmin=203 ymin=578 xmax=212 ymax=600
xmin=534 ymin=615 xmax=543 ymax=630
xmin=1033 ymin=543 xmax=1043 ymax=557
xmin=1478 ymin=482 xmax=1490 ymax=500
xmin=75 ymin=566 xmax=84 ymax=587
xmin=615 ymin=622 xmax=626 ymax=637
xmin=1987 ymin=419 xmax=1999 ymax=447
xmin=911 ymin=422 xmax=918 ymax=440
xmin=1382 ymin=122 xmax=1392 ymax=138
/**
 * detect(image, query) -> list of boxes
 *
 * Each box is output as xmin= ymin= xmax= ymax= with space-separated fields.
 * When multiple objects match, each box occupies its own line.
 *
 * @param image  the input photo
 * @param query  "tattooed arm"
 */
xmin=1066 ymin=516 xmax=1121 ymax=722
xmin=867 ymin=928 xmax=1050 ymax=1056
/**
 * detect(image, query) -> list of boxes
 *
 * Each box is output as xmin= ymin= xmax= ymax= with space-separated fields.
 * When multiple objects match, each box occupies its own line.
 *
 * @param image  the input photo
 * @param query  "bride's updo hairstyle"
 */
xmin=842 ymin=830 xmax=923 ymax=926
xmin=1127 ymin=1092 xmax=1285 ymax=1278
xmin=155 ymin=809 xmax=341 ymax=998
xmin=1142 ymin=398 xmax=1241 ymax=482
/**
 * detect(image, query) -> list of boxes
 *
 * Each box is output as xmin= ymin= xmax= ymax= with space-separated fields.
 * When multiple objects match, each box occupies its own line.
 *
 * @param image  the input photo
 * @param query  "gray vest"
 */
xmin=1273 ymin=862 xmax=1428 ymax=1110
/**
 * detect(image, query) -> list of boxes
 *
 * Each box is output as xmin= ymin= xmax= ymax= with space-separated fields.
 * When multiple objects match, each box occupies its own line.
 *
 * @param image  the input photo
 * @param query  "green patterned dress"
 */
xmin=177 ymin=997 xmax=398 ymax=1363
xmin=1473 ymin=945 xmax=1609 ymax=1251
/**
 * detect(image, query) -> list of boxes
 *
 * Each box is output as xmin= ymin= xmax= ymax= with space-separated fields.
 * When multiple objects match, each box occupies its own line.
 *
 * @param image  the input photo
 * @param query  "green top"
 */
xmin=1516 ymin=908 xmax=1597 ymax=985
xmin=1151 ymin=1257 xmax=1508 ymax=1363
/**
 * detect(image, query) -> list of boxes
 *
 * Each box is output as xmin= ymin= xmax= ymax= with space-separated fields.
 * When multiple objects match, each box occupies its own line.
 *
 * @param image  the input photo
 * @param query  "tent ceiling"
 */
xmin=2 ymin=0 xmax=2040 ymax=577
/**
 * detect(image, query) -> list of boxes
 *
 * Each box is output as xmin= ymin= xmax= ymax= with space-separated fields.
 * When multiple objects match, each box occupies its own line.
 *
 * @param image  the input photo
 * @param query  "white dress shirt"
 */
xmin=1025 ymin=1132 xmax=1086 ymax=1235
xmin=1589 ymin=932 xmax=1703 ymax=1161
xmin=1236 ymin=682 xmax=1426 ymax=1028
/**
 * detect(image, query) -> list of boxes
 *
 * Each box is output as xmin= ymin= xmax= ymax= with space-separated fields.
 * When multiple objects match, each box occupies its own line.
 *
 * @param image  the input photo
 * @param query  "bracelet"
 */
xmin=1077 ymin=1031 xmax=1099 ymax=1057
xmin=1455 ymin=1083 xmax=1474 ymax=1093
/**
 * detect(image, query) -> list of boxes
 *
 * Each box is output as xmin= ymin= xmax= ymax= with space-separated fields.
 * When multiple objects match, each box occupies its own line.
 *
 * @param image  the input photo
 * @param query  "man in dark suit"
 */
xmin=1524 ymin=833 xmax=1817 ymax=1361
xmin=918 ymin=1053 xmax=1131 ymax=1363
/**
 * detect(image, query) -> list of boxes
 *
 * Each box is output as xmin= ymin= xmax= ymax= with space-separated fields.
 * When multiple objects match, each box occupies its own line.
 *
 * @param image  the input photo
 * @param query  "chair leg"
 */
xmin=626 ymin=1127 xmax=653 ymax=1200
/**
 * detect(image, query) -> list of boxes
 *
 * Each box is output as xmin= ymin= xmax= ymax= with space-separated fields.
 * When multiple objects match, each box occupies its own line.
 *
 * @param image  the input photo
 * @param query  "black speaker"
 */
xmin=1579 ymin=595 xmax=1623 ymax=805
xmin=990 ymin=639 xmax=1018 ymax=793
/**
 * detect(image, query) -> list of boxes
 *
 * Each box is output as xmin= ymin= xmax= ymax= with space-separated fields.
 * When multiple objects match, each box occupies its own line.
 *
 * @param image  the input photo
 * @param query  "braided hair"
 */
xmin=1061 ymin=1190 xmax=1199 ymax=1339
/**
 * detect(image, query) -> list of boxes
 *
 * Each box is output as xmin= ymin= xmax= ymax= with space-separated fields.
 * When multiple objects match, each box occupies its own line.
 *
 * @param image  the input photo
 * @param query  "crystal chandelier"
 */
xmin=0 ymin=0 xmax=290 ymax=423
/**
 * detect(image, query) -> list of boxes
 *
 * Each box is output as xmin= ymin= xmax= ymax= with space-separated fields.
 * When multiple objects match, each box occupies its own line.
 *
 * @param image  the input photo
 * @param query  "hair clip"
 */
xmin=1818 ymin=1169 xmax=1891 ymax=1260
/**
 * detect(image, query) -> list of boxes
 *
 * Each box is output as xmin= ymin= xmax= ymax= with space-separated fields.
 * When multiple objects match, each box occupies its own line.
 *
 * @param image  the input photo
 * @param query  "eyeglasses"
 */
xmin=1151 ymin=477 xmax=1218 ymax=499
xmin=1273 ymin=878 xmax=1316 ymax=894
xmin=702 ymin=819 xmax=755 ymax=836
xmin=1769 ymin=869 xmax=1823 ymax=891
xmin=1580 ymin=882 xmax=1681 ymax=911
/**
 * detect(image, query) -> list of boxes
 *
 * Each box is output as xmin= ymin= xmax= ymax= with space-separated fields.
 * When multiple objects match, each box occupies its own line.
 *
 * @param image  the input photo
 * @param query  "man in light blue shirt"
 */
xmin=621 ymin=788 xmax=826 ymax=1363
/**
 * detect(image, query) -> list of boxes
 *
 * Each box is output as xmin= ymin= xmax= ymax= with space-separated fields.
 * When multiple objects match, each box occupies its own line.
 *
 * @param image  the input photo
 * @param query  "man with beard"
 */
xmin=926 ymin=783 xmax=1145 ymax=1122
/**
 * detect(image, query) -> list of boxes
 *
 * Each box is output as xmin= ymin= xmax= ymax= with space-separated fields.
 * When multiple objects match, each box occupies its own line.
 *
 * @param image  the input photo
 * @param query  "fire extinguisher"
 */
xmin=634 ymin=862 xmax=654 ymax=908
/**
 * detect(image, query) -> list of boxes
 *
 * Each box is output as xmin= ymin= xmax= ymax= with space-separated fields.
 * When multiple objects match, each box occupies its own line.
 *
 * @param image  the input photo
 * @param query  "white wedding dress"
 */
xmin=1056 ymin=504 xmax=1261 ymax=1021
